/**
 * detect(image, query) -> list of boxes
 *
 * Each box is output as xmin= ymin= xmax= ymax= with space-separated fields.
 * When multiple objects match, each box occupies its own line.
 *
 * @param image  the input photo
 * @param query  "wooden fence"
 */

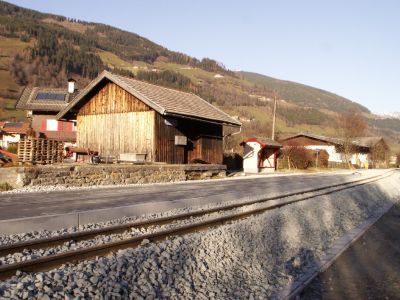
xmin=18 ymin=138 xmax=64 ymax=164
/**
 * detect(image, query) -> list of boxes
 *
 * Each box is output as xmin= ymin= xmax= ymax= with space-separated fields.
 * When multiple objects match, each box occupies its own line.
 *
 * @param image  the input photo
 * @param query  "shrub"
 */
xmin=316 ymin=150 xmax=329 ymax=168
xmin=223 ymin=153 xmax=243 ymax=171
xmin=0 ymin=182 xmax=13 ymax=191
xmin=6 ymin=145 xmax=17 ymax=154
xmin=282 ymin=146 xmax=314 ymax=169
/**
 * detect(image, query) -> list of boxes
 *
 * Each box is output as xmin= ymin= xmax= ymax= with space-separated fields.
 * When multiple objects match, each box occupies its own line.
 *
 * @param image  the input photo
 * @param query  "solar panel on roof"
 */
xmin=35 ymin=92 xmax=66 ymax=101
xmin=4 ymin=122 xmax=23 ymax=128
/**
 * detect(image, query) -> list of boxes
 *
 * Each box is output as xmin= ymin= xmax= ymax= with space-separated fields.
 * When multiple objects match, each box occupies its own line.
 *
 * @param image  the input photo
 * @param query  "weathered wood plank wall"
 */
xmin=77 ymin=82 xmax=155 ymax=159
xmin=77 ymin=112 xmax=155 ymax=158
xmin=154 ymin=114 xmax=223 ymax=164
xmin=154 ymin=113 xmax=185 ymax=164
xmin=79 ymin=82 xmax=150 ymax=115
xmin=186 ymin=121 xmax=223 ymax=164
xmin=197 ymin=137 xmax=223 ymax=164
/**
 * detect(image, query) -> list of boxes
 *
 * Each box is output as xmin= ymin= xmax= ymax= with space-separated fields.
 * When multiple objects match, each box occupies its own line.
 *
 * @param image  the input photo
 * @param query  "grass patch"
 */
xmin=2 ymin=98 xmax=17 ymax=110
xmin=154 ymin=61 xmax=216 ymax=81
xmin=0 ymin=70 xmax=21 ymax=92
xmin=0 ymin=182 xmax=13 ymax=191
xmin=98 ymin=50 xmax=132 ymax=68
xmin=0 ymin=37 xmax=31 ymax=55
xmin=42 ymin=17 xmax=93 ymax=34
xmin=98 ymin=51 xmax=151 ymax=75
xmin=0 ymin=97 xmax=26 ymax=121
xmin=389 ymin=143 xmax=400 ymax=154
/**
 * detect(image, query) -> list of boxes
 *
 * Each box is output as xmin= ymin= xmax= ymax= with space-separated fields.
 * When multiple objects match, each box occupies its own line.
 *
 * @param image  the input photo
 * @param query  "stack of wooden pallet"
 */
xmin=18 ymin=138 xmax=64 ymax=164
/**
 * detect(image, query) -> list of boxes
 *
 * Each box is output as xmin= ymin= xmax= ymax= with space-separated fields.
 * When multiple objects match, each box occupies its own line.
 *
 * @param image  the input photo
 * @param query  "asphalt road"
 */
xmin=0 ymin=170 xmax=385 ymax=221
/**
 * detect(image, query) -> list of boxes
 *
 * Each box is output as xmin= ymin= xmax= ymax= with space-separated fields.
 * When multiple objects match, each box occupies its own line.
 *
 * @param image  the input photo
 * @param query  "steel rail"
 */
xmin=0 ymin=170 xmax=392 ymax=257
xmin=0 ymin=170 xmax=394 ymax=280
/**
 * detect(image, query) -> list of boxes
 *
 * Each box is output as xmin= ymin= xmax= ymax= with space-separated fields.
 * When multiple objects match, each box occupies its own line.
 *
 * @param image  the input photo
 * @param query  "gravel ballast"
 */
xmin=0 ymin=173 xmax=399 ymax=299
xmin=0 ymin=170 xmax=386 ymax=246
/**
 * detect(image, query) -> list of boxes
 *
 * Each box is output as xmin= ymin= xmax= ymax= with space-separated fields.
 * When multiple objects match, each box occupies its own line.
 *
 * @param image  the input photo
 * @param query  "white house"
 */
xmin=0 ymin=122 xmax=30 ymax=148
xmin=280 ymin=133 xmax=386 ymax=168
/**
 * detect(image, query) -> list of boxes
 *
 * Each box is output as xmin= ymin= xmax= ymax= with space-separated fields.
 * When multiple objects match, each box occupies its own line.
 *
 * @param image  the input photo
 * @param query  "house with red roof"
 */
xmin=0 ymin=121 xmax=30 ymax=148
xmin=15 ymin=79 xmax=77 ymax=143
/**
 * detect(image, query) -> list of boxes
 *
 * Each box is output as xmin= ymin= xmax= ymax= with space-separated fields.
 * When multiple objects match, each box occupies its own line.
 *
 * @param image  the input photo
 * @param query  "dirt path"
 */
xmin=300 ymin=202 xmax=400 ymax=300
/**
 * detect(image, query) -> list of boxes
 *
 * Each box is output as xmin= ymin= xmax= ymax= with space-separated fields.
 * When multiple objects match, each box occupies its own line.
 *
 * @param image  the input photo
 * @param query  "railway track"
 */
xmin=0 ymin=170 xmax=395 ymax=280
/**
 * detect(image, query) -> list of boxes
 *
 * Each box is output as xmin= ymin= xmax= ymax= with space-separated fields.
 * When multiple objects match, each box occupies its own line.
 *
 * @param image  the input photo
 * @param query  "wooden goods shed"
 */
xmin=57 ymin=71 xmax=241 ymax=164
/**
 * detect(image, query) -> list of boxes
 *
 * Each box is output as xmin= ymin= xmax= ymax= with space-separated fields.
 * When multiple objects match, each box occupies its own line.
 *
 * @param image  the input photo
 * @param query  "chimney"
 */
xmin=68 ymin=78 xmax=76 ymax=94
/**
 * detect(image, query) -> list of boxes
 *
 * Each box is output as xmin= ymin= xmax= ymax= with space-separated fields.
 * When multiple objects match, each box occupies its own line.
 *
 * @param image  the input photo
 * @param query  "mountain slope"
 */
xmin=237 ymin=71 xmax=369 ymax=113
xmin=0 ymin=0 xmax=398 ymax=151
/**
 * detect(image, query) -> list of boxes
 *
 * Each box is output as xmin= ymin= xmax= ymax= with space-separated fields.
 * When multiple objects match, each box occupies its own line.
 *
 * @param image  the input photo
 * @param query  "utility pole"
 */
xmin=271 ymin=93 xmax=277 ymax=140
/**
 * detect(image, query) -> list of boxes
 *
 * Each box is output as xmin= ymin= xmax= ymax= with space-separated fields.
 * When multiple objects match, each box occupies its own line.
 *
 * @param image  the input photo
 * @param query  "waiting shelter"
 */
xmin=241 ymin=138 xmax=282 ymax=173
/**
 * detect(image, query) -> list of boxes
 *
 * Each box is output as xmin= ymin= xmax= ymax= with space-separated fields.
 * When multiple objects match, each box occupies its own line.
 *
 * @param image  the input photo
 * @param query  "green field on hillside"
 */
xmin=0 ymin=1 xmax=399 ymax=149
xmin=0 ymin=37 xmax=30 ymax=121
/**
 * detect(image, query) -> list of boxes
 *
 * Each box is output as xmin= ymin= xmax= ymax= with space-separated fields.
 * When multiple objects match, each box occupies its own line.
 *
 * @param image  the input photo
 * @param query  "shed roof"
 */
xmin=16 ymin=87 xmax=75 ymax=112
xmin=56 ymin=71 xmax=241 ymax=126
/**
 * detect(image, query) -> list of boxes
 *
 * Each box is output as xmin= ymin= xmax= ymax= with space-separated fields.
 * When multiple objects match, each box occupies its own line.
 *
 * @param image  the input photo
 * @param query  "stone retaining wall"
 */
xmin=0 ymin=164 xmax=226 ymax=188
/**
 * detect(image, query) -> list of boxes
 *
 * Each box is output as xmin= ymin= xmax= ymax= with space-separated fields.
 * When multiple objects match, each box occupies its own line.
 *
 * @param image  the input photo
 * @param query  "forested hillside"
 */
xmin=0 ymin=0 xmax=399 ymax=151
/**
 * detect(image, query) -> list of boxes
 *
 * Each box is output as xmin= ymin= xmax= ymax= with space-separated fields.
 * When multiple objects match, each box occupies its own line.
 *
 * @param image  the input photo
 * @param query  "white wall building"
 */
xmin=281 ymin=133 xmax=373 ymax=168
xmin=0 ymin=122 xmax=30 ymax=148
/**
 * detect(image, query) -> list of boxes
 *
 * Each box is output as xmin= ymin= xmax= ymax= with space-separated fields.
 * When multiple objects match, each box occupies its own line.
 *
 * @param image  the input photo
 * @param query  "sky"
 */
xmin=7 ymin=0 xmax=400 ymax=113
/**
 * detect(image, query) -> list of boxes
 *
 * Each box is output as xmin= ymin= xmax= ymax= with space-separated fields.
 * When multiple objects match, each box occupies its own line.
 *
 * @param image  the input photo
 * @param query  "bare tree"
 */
xmin=281 ymin=140 xmax=313 ymax=169
xmin=370 ymin=142 xmax=390 ymax=168
xmin=336 ymin=111 xmax=367 ymax=169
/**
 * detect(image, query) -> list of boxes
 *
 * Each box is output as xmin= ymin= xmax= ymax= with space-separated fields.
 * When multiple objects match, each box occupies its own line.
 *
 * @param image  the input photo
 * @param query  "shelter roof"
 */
xmin=245 ymin=137 xmax=282 ymax=148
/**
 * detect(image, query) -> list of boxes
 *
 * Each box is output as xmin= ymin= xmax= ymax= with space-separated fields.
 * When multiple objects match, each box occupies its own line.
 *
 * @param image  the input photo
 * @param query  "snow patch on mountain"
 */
xmin=374 ymin=112 xmax=400 ymax=119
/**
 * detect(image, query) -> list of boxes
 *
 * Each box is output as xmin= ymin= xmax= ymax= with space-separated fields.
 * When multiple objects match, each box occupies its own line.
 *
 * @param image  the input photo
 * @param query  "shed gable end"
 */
xmin=78 ymin=81 xmax=151 ymax=116
xmin=76 ymin=81 xmax=155 ymax=159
